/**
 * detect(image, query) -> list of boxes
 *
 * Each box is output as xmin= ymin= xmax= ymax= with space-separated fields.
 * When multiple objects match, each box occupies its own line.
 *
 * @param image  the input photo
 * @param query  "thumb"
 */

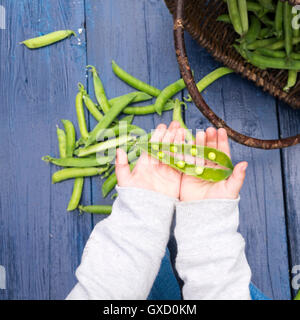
xmin=226 ymin=162 xmax=248 ymax=197
xmin=115 ymin=148 xmax=131 ymax=186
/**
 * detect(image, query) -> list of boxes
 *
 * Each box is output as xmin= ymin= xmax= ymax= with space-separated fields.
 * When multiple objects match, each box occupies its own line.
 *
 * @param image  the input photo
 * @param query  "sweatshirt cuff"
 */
xmin=113 ymin=186 xmax=177 ymax=226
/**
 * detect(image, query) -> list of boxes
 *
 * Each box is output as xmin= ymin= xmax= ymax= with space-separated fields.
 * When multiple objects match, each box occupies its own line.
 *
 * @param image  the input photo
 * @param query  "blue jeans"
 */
xmin=148 ymin=249 xmax=270 ymax=300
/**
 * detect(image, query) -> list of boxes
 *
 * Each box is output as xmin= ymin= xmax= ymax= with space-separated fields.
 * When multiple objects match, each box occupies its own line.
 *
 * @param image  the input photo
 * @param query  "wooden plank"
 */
xmin=183 ymin=34 xmax=291 ymax=300
xmin=0 ymin=0 xmax=91 ymax=299
xmin=85 ymin=0 xmax=179 ymax=225
xmin=277 ymin=101 xmax=300 ymax=298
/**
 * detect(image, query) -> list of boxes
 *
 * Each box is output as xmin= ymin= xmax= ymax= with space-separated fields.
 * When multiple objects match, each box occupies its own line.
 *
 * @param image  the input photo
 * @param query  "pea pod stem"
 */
xmin=87 ymin=65 xmax=111 ymax=113
xmin=112 ymin=61 xmax=161 ymax=97
xmin=79 ymin=205 xmax=112 ymax=215
xmin=76 ymin=84 xmax=89 ymax=141
xmin=56 ymin=126 xmax=67 ymax=159
xmin=21 ymin=30 xmax=76 ymax=49
xmin=67 ymin=178 xmax=84 ymax=211
xmin=52 ymin=167 xmax=108 ymax=184
xmin=85 ymin=94 xmax=137 ymax=146
xmin=61 ymin=120 xmax=76 ymax=158
xmin=154 ymin=78 xmax=186 ymax=115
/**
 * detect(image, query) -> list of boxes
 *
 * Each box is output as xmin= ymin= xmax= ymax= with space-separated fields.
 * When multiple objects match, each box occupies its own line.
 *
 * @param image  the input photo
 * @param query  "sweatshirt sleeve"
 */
xmin=174 ymin=197 xmax=252 ymax=300
xmin=66 ymin=186 xmax=176 ymax=300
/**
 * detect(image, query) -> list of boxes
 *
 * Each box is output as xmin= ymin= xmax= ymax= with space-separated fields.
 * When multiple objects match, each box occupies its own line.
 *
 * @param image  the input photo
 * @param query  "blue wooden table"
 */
xmin=0 ymin=0 xmax=300 ymax=300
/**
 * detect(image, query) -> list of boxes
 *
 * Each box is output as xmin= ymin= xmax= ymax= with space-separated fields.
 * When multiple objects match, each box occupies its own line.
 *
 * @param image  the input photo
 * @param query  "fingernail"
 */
xmin=244 ymin=163 xmax=248 ymax=171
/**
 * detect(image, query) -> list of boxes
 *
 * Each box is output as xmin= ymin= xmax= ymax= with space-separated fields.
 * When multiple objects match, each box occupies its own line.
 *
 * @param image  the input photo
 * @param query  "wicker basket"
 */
xmin=165 ymin=0 xmax=300 ymax=149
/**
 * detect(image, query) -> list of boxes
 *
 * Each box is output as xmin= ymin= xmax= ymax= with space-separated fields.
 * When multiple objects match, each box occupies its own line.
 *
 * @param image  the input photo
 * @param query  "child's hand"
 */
xmin=179 ymin=127 xmax=248 ymax=202
xmin=115 ymin=121 xmax=182 ymax=199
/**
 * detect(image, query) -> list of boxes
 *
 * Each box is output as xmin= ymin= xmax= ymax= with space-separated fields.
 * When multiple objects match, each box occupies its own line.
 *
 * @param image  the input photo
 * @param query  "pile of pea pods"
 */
xmin=21 ymin=29 xmax=234 ymax=214
xmin=219 ymin=0 xmax=300 ymax=91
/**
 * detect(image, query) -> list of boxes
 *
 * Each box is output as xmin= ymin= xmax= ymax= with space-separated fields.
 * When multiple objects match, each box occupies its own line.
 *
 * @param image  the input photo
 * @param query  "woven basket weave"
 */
xmin=166 ymin=0 xmax=300 ymax=149
xmin=165 ymin=0 xmax=300 ymax=109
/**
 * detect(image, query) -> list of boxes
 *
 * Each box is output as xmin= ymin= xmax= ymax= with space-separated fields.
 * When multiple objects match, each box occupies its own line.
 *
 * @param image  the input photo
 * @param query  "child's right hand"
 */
xmin=179 ymin=127 xmax=248 ymax=202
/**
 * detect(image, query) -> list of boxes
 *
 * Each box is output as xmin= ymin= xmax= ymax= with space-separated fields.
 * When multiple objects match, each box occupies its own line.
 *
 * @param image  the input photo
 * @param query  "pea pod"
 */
xmin=109 ymin=92 xmax=152 ymax=106
xmin=123 ymin=101 xmax=175 ymax=115
xmin=52 ymin=167 xmax=108 ymax=184
xmin=257 ymin=0 xmax=274 ymax=11
xmin=87 ymin=65 xmax=111 ymax=114
xmin=295 ymin=290 xmax=300 ymax=300
xmin=21 ymin=30 xmax=76 ymax=49
xmin=80 ymin=85 xmax=104 ymax=122
xmin=61 ymin=120 xmax=76 ymax=158
xmin=217 ymin=14 xmax=231 ymax=23
xmin=283 ymin=70 xmax=298 ymax=92
xmin=238 ymin=0 xmax=249 ymax=34
xmin=112 ymin=61 xmax=161 ymax=97
xmin=245 ymin=15 xmax=261 ymax=44
xmin=77 ymin=135 xmax=136 ymax=158
xmin=67 ymin=178 xmax=84 ymax=211
xmin=56 ymin=126 xmax=67 ymax=159
xmin=42 ymin=155 xmax=114 ymax=167
xmin=255 ymin=48 xmax=286 ymax=58
xmin=79 ymin=205 xmax=112 ymax=215
xmin=172 ymin=99 xmax=194 ymax=142
xmin=266 ymin=37 xmax=300 ymax=50
xmin=284 ymin=1 xmax=293 ymax=57
xmin=258 ymin=27 xmax=274 ymax=39
xmin=275 ymin=1 xmax=283 ymax=38
xmin=76 ymin=84 xmax=89 ymax=141
xmin=247 ymin=38 xmax=278 ymax=50
xmin=184 ymin=67 xmax=233 ymax=102
xmin=138 ymin=142 xmax=233 ymax=182
xmin=85 ymin=94 xmax=137 ymax=146
xmin=227 ymin=0 xmax=243 ymax=36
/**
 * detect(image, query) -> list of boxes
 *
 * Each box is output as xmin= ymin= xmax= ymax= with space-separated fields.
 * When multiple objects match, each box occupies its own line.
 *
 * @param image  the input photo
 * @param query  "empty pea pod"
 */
xmin=21 ymin=30 xmax=76 ymax=49
xmin=76 ymin=84 xmax=89 ymax=141
xmin=79 ymin=205 xmax=112 ymax=215
xmin=112 ymin=61 xmax=161 ymax=97
xmin=137 ymin=142 xmax=233 ymax=182
xmin=61 ymin=120 xmax=76 ymax=158
xmin=52 ymin=167 xmax=108 ymax=184
xmin=154 ymin=78 xmax=186 ymax=115
xmin=42 ymin=155 xmax=114 ymax=167
xmin=87 ymin=65 xmax=111 ymax=114
xmin=67 ymin=178 xmax=84 ymax=211
xmin=85 ymin=94 xmax=137 ymax=146
xmin=56 ymin=125 xmax=67 ymax=159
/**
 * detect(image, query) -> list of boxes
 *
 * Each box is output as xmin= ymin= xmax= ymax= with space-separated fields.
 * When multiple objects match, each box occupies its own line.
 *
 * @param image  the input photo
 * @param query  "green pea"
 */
xmin=170 ymin=145 xmax=178 ymax=153
xmin=176 ymin=160 xmax=186 ymax=169
xmin=208 ymin=152 xmax=216 ymax=161
xmin=190 ymin=147 xmax=197 ymax=156
xmin=195 ymin=166 xmax=204 ymax=175
xmin=152 ymin=144 xmax=160 ymax=151
xmin=157 ymin=151 xmax=165 ymax=159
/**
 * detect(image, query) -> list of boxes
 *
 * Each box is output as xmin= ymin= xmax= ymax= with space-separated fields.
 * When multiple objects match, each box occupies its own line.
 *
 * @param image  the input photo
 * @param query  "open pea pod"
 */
xmin=138 ymin=142 xmax=233 ymax=182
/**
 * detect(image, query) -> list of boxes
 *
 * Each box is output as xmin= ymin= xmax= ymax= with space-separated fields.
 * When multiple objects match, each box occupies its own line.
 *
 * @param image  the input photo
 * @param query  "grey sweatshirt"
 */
xmin=66 ymin=186 xmax=251 ymax=300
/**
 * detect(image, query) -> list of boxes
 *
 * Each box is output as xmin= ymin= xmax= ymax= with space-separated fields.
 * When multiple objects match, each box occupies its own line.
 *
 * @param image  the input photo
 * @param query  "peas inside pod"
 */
xmin=138 ymin=141 xmax=233 ymax=182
